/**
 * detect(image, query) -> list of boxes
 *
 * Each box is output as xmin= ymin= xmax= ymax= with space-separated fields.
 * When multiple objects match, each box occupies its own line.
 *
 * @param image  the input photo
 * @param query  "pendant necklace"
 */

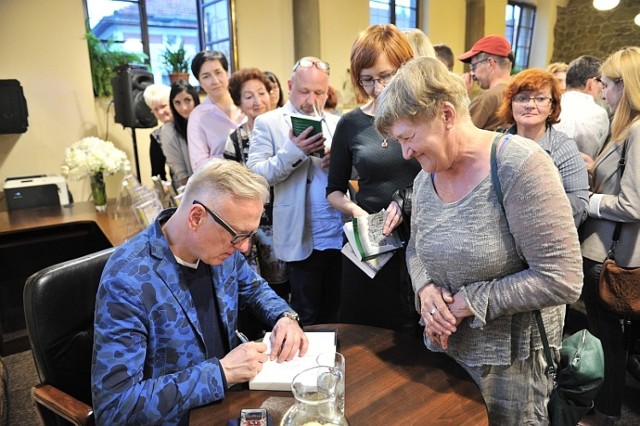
xmin=381 ymin=139 xmax=388 ymax=148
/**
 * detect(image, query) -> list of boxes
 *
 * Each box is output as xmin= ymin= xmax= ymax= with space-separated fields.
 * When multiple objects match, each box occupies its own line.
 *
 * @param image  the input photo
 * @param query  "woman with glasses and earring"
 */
xmin=497 ymin=68 xmax=589 ymax=228
xmin=327 ymin=24 xmax=422 ymax=335
xmin=187 ymin=51 xmax=246 ymax=170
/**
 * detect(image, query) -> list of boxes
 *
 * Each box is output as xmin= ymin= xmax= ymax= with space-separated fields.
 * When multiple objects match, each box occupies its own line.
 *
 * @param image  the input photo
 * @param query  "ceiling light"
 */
xmin=593 ymin=0 xmax=620 ymax=11
xmin=635 ymin=14 xmax=640 ymax=26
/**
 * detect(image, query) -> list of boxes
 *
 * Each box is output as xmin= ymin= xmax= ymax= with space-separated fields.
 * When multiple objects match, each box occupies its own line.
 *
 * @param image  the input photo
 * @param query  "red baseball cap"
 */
xmin=458 ymin=35 xmax=512 ymax=63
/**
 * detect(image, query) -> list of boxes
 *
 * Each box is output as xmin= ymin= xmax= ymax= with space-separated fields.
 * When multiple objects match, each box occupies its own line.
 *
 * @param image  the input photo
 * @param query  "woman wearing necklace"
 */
xmin=497 ymin=68 xmax=589 ymax=228
xmin=187 ymin=51 xmax=246 ymax=170
xmin=327 ymin=24 xmax=421 ymax=334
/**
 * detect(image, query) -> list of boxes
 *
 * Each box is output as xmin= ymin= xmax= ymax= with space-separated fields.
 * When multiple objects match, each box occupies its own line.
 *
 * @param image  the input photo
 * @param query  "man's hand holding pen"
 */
xmin=220 ymin=335 xmax=269 ymax=387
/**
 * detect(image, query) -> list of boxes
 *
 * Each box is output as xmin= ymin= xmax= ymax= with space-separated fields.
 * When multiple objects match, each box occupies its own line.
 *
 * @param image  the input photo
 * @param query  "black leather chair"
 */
xmin=23 ymin=247 xmax=115 ymax=426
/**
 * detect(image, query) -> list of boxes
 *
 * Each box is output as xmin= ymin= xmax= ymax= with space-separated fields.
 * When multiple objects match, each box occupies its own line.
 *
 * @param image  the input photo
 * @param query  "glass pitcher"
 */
xmin=281 ymin=366 xmax=348 ymax=426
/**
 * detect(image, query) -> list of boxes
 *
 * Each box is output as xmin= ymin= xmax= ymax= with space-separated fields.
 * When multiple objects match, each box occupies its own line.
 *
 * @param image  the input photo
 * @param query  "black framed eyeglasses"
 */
xmin=292 ymin=59 xmax=331 ymax=74
xmin=193 ymin=200 xmax=257 ymax=245
xmin=512 ymin=95 xmax=552 ymax=106
xmin=359 ymin=72 xmax=396 ymax=88
xmin=469 ymin=58 xmax=490 ymax=72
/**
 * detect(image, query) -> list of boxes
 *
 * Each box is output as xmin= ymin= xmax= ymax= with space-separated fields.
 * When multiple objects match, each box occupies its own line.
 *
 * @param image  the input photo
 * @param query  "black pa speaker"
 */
xmin=0 ymin=79 xmax=29 ymax=134
xmin=111 ymin=65 xmax=157 ymax=129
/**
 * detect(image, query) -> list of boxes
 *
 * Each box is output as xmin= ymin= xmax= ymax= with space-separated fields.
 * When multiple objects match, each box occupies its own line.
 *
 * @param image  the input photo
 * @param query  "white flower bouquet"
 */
xmin=61 ymin=137 xmax=129 ymax=179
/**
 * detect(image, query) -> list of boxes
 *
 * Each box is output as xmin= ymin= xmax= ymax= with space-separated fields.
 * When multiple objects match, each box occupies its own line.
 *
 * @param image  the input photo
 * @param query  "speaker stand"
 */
xmin=130 ymin=127 xmax=141 ymax=180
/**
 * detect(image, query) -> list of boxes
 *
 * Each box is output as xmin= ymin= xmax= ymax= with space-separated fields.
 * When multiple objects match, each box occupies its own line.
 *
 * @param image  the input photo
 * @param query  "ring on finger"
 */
xmin=429 ymin=306 xmax=437 ymax=315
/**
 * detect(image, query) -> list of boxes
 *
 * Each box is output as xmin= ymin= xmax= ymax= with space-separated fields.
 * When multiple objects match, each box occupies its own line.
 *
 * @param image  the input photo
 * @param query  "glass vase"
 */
xmin=90 ymin=171 xmax=107 ymax=212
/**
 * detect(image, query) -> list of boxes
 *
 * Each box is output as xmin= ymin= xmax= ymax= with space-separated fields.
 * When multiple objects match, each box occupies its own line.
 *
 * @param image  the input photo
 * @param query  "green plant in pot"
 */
xmin=162 ymin=42 xmax=191 ymax=83
xmin=85 ymin=30 xmax=147 ymax=97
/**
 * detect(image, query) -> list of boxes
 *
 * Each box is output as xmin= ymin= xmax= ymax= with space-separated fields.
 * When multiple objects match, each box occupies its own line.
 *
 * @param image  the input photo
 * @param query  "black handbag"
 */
xmin=536 ymin=311 xmax=605 ymax=426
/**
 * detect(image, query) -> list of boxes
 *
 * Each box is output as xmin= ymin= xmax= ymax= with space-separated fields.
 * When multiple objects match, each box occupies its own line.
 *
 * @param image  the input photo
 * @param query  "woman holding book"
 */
xmin=374 ymin=56 xmax=582 ymax=423
xmin=327 ymin=24 xmax=421 ymax=334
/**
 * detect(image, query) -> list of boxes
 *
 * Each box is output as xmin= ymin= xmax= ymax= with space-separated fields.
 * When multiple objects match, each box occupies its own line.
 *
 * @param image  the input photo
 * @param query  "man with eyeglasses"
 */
xmin=553 ymin=55 xmax=610 ymax=162
xmin=248 ymin=56 xmax=343 ymax=327
xmin=92 ymin=159 xmax=307 ymax=425
xmin=458 ymin=35 xmax=513 ymax=130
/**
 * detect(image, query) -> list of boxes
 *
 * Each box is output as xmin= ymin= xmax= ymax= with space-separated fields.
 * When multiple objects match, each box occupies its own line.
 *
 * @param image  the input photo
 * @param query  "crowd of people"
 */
xmin=91 ymin=24 xmax=640 ymax=425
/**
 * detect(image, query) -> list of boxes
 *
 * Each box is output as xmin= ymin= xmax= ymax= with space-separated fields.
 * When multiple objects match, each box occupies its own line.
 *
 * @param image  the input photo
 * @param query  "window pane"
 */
xmin=88 ymin=0 xmax=144 ymax=54
xmin=505 ymin=2 xmax=535 ymax=70
xmin=86 ymin=0 xmax=199 ymax=86
xmin=396 ymin=0 xmax=417 ymax=28
xmin=147 ymin=0 xmax=198 ymax=85
xmin=370 ymin=0 xmax=390 ymax=25
xmin=370 ymin=0 xmax=417 ymax=27
xmin=202 ymin=0 xmax=231 ymax=67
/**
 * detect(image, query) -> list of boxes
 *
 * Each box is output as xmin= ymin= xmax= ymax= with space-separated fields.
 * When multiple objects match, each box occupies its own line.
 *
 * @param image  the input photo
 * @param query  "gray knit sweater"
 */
xmin=408 ymin=135 xmax=583 ymax=366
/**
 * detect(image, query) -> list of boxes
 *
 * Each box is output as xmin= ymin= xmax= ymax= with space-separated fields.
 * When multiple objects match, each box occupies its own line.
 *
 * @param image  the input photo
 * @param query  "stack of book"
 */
xmin=342 ymin=210 xmax=404 ymax=278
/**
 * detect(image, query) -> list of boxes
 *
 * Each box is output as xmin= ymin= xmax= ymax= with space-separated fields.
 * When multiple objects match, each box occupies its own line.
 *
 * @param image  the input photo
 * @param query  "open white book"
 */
xmin=343 ymin=210 xmax=404 ymax=261
xmin=249 ymin=331 xmax=337 ymax=391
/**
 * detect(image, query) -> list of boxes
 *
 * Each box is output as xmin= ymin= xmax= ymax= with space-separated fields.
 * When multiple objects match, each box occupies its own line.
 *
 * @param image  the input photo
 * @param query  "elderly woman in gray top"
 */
xmin=580 ymin=47 xmax=640 ymax=425
xmin=374 ymin=57 xmax=583 ymax=425
xmin=497 ymin=68 xmax=589 ymax=228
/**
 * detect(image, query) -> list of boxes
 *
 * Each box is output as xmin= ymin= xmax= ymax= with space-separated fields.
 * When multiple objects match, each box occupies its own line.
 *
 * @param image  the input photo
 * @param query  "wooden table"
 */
xmin=0 ymin=200 xmax=139 ymax=354
xmin=189 ymin=324 xmax=488 ymax=426
xmin=0 ymin=200 xmax=138 ymax=247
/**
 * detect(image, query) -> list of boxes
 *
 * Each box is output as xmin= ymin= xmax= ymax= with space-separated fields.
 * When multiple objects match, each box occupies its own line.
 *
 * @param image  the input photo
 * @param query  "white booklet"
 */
xmin=341 ymin=243 xmax=393 ymax=279
xmin=249 ymin=331 xmax=336 ymax=391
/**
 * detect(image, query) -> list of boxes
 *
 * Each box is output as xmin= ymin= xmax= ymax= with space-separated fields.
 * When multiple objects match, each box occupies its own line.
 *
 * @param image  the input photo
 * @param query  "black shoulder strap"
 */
xmin=491 ymin=135 xmax=556 ymax=377
xmin=608 ymin=138 xmax=630 ymax=259
xmin=490 ymin=133 xmax=513 ymax=211
xmin=490 ymin=135 xmax=504 ymax=211
xmin=535 ymin=310 xmax=557 ymax=379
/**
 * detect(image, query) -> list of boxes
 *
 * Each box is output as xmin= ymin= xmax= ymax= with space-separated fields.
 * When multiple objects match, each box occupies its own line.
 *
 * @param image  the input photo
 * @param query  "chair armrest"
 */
xmin=32 ymin=384 xmax=93 ymax=426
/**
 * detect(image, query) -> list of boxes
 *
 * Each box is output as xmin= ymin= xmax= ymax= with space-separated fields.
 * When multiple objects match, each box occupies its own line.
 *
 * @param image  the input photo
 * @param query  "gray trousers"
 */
xmin=460 ymin=349 xmax=556 ymax=426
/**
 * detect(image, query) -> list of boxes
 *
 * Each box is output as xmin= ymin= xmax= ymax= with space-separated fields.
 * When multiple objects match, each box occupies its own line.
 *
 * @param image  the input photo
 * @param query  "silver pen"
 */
xmin=235 ymin=330 xmax=250 ymax=344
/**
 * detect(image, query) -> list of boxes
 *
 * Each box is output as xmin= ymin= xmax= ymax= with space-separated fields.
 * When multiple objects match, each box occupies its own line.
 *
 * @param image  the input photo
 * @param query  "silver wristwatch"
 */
xmin=277 ymin=311 xmax=301 ymax=326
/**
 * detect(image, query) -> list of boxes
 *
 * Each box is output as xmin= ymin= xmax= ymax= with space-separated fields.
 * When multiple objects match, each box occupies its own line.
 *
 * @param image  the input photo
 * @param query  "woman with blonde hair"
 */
xmin=580 ymin=46 xmax=640 ymax=426
xmin=546 ymin=62 xmax=568 ymax=93
xmin=402 ymin=28 xmax=436 ymax=58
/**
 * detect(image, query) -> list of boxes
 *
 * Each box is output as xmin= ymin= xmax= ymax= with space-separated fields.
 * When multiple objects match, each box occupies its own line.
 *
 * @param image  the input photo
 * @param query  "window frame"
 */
xmin=369 ymin=0 xmax=419 ymax=28
xmin=84 ymin=0 xmax=237 ymax=83
xmin=196 ymin=0 xmax=238 ymax=72
xmin=505 ymin=1 xmax=536 ymax=71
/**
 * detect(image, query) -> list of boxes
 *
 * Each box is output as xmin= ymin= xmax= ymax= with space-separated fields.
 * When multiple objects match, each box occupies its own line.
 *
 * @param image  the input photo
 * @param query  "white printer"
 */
xmin=4 ymin=174 xmax=71 ymax=210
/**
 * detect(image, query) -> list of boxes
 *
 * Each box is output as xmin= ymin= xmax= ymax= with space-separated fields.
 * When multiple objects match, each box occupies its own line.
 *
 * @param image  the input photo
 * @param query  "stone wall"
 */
xmin=551 ymin=0 xmax=640 ymax=63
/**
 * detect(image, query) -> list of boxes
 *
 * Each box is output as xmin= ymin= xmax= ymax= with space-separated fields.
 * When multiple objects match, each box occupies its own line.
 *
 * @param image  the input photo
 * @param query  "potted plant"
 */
xmin=85 ymin=30 xmax=147 ymax=97
xmin=162 ymin=42 xmax=190 ymax=84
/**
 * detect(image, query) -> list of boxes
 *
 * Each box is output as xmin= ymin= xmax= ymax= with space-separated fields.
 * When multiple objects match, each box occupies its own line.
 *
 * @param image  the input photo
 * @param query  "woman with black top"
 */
xmin=327 ymin=24 xmax=421 ymax=334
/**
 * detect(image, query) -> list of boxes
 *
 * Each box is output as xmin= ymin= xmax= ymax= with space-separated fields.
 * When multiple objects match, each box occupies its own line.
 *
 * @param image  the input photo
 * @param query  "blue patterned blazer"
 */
xmin=92 ymin=209 xmax=291 ymax=425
